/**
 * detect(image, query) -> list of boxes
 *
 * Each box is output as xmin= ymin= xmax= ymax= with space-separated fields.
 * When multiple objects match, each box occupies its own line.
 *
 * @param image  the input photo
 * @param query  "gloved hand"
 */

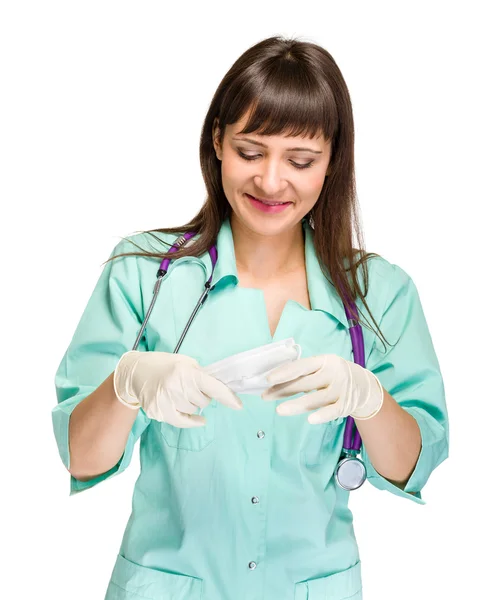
xmin=261 ymin=354 xmax=384 ymax=424
xmin=113 ymin=350 xmax=244 ymax=427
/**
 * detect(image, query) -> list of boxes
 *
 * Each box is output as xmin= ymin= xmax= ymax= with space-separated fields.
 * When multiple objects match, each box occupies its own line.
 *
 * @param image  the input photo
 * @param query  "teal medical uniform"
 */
xmin=52 ymin=216 xmax=449 ymax=600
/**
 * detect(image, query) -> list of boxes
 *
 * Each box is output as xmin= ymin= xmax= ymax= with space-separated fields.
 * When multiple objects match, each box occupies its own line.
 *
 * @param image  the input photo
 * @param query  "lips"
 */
xmin=246 ymin=194 xmax=291 ymax=206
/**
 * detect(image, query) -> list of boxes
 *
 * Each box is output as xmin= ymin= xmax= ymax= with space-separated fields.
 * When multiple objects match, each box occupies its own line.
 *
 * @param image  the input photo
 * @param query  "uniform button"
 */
xmin=257 ymin=430 xmax=265 ymax=439
xmin=251 ymin=496 xmax=260 ymax=504
xmin=248 ymin=561 xmax=257 ymax=570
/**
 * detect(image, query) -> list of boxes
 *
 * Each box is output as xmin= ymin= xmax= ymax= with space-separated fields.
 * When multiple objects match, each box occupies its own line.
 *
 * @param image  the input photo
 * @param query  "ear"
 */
xmin=212 ymin=118 xmax=222 ymax=160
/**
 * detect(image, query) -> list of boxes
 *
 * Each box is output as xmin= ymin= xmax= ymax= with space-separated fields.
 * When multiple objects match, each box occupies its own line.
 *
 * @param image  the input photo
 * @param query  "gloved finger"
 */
xmin=152 ymin=393 xmax=208 ymax=428
xmin=262 ymin=367 xmax=331 ymax=401
xmin=307 ymin=402 xmax=345 ymax=424
xmin=276 ymin=388 xmax=335 ymax=416
xmin=283 ymin=389 xmax=344 ymax=423
xmin=265 ymin=355 xmax=324 ymax=386
xmin=266 ymin=355 xmax=350 ymax=402
xmin=170 ymin=410 xmax=208 ymax=428
xmin=174 ymin=391 xmax=210 ymax=413
xmin=194 ymin=369 xmax=244 ymax=410
xmin=161 ymin=367 xmax=212 ymax=413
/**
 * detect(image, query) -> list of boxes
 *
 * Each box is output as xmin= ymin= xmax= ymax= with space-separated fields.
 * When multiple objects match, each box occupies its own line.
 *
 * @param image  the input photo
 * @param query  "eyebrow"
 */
xmin=233 ymin=136 xmax=323 ymax=154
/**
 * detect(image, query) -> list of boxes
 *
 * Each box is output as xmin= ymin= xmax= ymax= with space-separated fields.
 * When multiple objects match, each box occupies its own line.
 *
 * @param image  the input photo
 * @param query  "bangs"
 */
xmin=223 ymin=62 xmax=339 ymax=143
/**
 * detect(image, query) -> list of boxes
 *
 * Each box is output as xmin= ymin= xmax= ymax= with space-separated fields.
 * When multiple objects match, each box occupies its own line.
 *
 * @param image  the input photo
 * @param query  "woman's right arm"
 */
xmin=52 ymin=236 xmax=153 ymax=495
xmin=68 ymin=372 xmax=139 ymax=481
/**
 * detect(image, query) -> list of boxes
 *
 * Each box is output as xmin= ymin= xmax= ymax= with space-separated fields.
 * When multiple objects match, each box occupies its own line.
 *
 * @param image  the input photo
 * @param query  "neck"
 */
xmin=230 ymin=213 xmax=306 ymax=281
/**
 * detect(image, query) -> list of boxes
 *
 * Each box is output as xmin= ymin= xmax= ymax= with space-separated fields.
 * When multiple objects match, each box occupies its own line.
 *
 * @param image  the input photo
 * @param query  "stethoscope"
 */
xmin=131 ymin=231 xmax=367 ymax=491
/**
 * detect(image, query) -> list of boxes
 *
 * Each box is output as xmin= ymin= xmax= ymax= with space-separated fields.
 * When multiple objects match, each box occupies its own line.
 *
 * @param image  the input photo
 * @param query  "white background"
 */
xmin=1 ymin=1 xmax=497 ymax=598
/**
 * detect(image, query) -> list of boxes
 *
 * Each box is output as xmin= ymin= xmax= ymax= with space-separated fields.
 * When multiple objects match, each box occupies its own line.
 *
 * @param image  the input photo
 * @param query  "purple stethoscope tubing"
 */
xmin=133 ymin=231 xmax=365 ymax=486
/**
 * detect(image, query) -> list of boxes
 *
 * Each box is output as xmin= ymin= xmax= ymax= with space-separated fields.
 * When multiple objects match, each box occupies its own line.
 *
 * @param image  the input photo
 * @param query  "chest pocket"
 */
xmin=300 ymin=419 xmax=343 ymax=466
xmin=160 ymin=399 xmax=217 ymax=451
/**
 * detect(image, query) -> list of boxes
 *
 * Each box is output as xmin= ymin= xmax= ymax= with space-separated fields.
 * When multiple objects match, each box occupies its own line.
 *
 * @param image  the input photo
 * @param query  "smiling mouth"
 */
xmin=246 ymin=194 xmax=292 ymax=206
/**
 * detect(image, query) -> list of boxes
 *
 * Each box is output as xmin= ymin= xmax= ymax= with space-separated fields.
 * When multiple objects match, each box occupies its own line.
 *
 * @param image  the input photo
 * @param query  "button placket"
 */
xmin=252 ymin=434 xmax=262 ymax=513
xmin=244 ymin=425 xmax=268 ymax=583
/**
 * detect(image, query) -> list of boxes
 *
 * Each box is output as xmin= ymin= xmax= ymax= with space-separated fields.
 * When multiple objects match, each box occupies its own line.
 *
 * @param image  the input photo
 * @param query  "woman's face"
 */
xmin=213 ymin=112 xmax=332 ymax=236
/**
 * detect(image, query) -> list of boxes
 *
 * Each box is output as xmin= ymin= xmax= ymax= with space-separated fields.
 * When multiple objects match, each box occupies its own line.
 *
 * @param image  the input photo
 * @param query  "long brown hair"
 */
xmin=106 ymin=35 xmax=391 ymax=349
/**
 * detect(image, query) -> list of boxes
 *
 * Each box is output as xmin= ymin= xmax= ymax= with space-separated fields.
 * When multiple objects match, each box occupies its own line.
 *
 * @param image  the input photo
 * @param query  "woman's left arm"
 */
xmin=356 ymin=262 xmax=449 ymax=504
xmin=353 ymin=388 xmax=422 ymax=488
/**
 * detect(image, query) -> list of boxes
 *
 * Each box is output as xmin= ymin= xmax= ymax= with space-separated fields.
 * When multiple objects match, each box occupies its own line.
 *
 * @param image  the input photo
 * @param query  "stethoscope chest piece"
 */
xmin=334 ymin=455 xmax=367 ymax=491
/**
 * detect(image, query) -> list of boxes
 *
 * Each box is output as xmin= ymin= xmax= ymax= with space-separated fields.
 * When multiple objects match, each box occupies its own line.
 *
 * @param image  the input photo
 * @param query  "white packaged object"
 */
xmin=202 ymin=337 xmax=301 ymax=398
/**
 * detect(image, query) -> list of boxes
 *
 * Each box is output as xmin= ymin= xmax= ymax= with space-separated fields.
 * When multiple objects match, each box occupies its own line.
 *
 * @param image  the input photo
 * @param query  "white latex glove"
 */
xmin=113 ymin=350 xmax=243 ymax=427
xmin=261 ymin=354 xmax=384 ymax=424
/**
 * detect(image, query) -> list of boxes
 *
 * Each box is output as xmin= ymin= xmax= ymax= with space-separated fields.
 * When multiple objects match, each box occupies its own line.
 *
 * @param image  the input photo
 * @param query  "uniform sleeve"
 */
xmin=361 ymin=263 xmax=449 ymax=505
xmin=51 ymin=239 xmax=151 ymax=496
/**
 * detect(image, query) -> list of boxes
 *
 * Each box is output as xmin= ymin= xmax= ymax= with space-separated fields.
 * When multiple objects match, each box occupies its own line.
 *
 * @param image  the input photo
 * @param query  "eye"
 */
xmin=236 ymin=150 xmax=314 ymax=170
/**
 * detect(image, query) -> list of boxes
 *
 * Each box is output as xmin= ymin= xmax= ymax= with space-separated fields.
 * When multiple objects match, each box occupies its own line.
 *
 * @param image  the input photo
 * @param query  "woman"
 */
xmin=52 ymin=36 xmax=449 ymax=600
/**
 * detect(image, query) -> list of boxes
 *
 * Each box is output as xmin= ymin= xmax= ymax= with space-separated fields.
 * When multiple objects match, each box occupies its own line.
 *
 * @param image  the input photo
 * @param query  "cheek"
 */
xmin=310 ymin=169 xmax=329 ymax=190
xmin=299 ymin=172 xmax=328 ymax=199
xmin=219 ymin=159 xmax=248 ymax=208
xmin=221 ymin=154 xmax=246 ymax=187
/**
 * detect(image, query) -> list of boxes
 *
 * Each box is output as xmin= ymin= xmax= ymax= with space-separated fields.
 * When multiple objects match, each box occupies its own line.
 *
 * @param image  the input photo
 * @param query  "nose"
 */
xmin=254 ymin=159 xmax=288 ymax=197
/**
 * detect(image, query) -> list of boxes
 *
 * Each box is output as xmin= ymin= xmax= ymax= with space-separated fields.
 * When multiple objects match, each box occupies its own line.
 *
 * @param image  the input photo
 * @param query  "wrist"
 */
xmin=352 ymin=371 xmax=384 ymax=420
xmin=113 ymin=352 xmax=142 ymax=410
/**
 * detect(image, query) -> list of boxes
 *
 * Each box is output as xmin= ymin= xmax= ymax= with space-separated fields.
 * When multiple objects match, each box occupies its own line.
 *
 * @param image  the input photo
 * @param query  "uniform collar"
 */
xmin=209 ymin=216 xmax=349 ymax=329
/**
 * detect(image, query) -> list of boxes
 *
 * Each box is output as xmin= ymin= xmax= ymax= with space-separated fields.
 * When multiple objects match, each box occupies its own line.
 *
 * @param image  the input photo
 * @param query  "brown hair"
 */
xmin=107 ymin=35 xmax=391 ymax=349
